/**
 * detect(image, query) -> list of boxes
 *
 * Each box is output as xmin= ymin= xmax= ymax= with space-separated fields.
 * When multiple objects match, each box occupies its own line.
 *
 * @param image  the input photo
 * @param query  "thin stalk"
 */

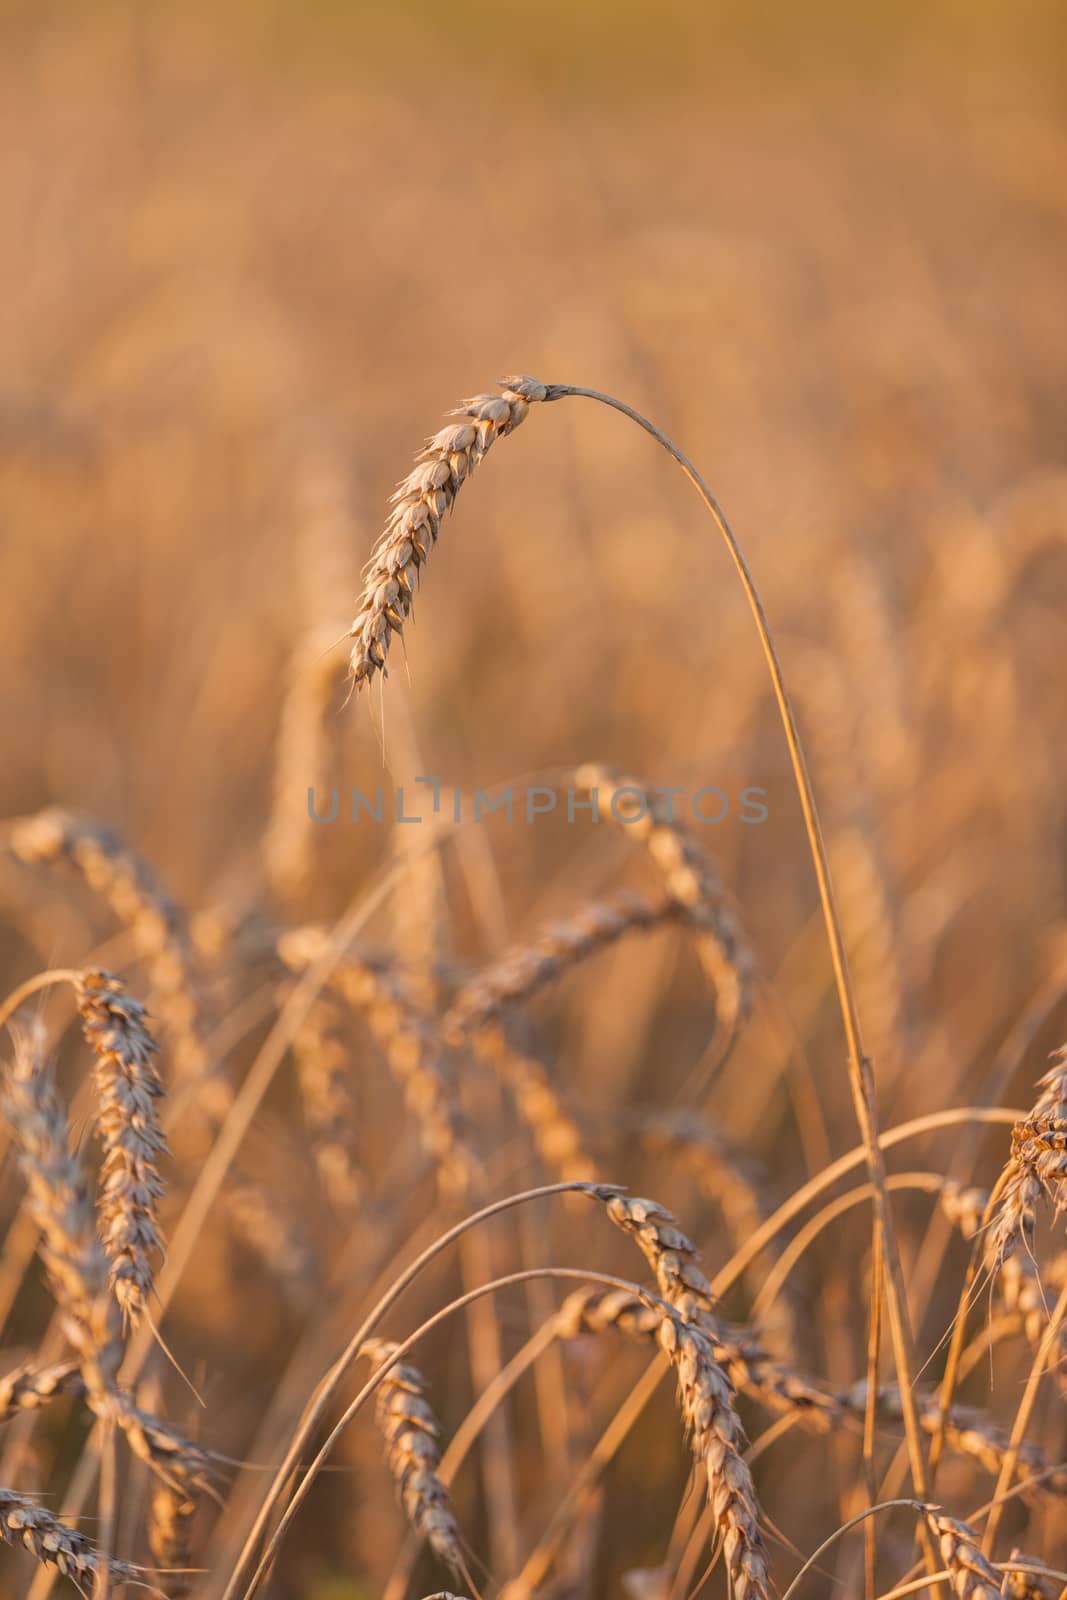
xmin=711 ymin=1108 xmax=1020 ymax=1298
xmin=0 ymin=968 xmax=83 ymax=1031
xmin=240 ymin=1267 xmax=664 ymax=1600
xmin=780 ymin=1500 xmax=924 ymax=1600
xmin=541 ymin=382 xmax=932 ymax=1529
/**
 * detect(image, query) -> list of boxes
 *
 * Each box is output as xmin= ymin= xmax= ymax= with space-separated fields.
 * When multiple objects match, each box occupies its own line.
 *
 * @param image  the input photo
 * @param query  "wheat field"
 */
xmin=1 ymin=3 xmax=1067 ymax=1597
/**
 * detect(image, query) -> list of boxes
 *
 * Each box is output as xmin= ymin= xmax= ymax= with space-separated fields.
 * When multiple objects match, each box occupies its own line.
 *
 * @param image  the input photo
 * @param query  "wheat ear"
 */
xmin=595 ymin=1193 xmax=769 ymax=1600
xmin=0 ymin=1486 xmax=139 ymax=1588
xmin=348 ymin=377 xmax=546 ymax=685
xmin=290 ymin=988 xmax=363 ymax=1214
xmin=278 ymin=927 xmax=477 ymax=1196
xmin=985 ymin=1048 xmax=1067 ymax=1273
xmin=631 ymin=1108 xmax=794 ymax=1351
xmin=149 ymin=1480 xmax=197 ymax=1599
xmin=2 ymin=1037 xmax=210 ymax=1498
xmin=76 ymin=969 xmax=166 ymax=1323
xmin=361 ymin=1339 xmax=467 ymax=1576
xmin=445 ymin=890 xmax=686 ymax=1035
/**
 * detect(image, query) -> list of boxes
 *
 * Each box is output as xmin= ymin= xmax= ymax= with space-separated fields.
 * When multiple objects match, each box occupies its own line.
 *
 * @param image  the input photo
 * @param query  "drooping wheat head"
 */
xmin=76 ymin=967 xmax=167 ymax=1322
xmin=361 ymin=1338 xmax=467 ymax=1576
xmin=0 ymin=1486 xmax=139 ymax=1588
xmin=348 ymin=377 xmax=547 ymax=688
xmin=986 ymin=1047 xmax=1067 ymax=1273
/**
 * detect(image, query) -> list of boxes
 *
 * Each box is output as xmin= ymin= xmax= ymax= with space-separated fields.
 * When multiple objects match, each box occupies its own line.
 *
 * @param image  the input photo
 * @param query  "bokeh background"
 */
xmin=1 ymin=2 xmax=1067 ymax=1595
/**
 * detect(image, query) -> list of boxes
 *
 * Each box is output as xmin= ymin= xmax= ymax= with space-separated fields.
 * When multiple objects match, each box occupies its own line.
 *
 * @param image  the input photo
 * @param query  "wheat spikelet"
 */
xmin=599 ymin=1192 xmax=719 ymax=1322
xmin=76 ymin=968 xmax=166 ymax=1322
xmin=922 ymin=1509 xmax=1001 ymax=1600
xmin=361 ymin=1339 xmax=466 ymax=1575
xmin=0 ymin=1359 xmax=83 ymax=1420
xmin=573 ymin=765 xmax=754 ymax=1032
xmin=278 ymin=927 xmax=478 ymax=1196
xmin=444 ymin=890 xmax=686 ymax=1035
xmin=348 ymin=377 xmax=547 ymax=687
xmin=986 ymin=1048 xmax=1067 ymax=1273
xmin=149 ymin=1481 xmax=196 ymax=1598
xmin=0 ymin=1485 xmax=139 ymax=1587
xmin=556 ymin=1285 xmax=665 ymax=1342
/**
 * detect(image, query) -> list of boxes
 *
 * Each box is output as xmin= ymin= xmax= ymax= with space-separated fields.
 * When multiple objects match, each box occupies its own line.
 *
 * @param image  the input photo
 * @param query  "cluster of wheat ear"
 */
xmin=1 ymin=371 xmax=1065 ymax=1600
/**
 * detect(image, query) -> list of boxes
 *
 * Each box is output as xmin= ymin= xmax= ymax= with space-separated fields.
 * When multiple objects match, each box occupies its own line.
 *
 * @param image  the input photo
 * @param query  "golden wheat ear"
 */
xmin=347 ymin=377 xmax=545 ymax=687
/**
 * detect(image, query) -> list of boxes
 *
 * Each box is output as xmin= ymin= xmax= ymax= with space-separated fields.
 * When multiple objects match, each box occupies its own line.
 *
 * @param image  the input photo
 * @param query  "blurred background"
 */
xmin=1 ymin=1 xmax=1067 ymax=1594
